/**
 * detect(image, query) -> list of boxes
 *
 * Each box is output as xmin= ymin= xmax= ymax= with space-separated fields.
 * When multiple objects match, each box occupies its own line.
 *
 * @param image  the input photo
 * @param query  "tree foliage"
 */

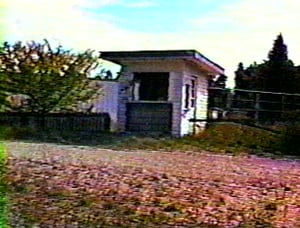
xmin=234 ymin=62 xmax=246 ymax=89
xmin=234 ymin=34 xmax=300 ymax=93
xmin=268 ymin=33 xmax=288 ymax=63
xmin=0 ymin=40 xmax=102 ymax=113
xmin=208 ymin=74 xmax=229 ymax=109
xmin=208 ymin=74 xmax=227 ymax=88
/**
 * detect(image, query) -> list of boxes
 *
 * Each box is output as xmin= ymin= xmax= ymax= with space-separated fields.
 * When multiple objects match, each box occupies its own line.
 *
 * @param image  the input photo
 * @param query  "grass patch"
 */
xmin=1 ymin=123 xmax=298 ymax=158
xmin=192 ymin=123 xmax=279 ymax=154
xmin=0 ymin=142 xmax=9 ymax=227
xmin=112 ymin=123 xmax=281 ymax=156
xmin=0 ymin=126 xmax=36 ymax=140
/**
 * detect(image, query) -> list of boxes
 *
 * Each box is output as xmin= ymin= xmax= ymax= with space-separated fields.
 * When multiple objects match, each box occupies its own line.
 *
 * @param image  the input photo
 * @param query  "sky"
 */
xmin=1 ymin=0 xmax=300 ymax=87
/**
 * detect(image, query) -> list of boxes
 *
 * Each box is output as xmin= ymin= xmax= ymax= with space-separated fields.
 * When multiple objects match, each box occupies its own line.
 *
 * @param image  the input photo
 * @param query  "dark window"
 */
xmin=184 ymin=84 xmax=190 ymax=109
xmin=184 ymin=79 xmax=196 ymax=109
xmin=134 ymin=72 xmax=169 ymax=101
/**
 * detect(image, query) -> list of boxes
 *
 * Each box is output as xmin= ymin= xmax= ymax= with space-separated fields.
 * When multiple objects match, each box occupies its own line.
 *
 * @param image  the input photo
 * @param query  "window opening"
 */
xmin=184 ymin=84 xmax=190 ymax=109
xmin=133 ymin=72 xmax=169 ymax=101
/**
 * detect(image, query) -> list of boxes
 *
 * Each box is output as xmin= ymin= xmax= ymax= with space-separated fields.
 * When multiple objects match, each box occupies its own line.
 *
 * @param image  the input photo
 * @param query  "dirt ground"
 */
xmin=5 ymin=141 xmax=300 ymax=227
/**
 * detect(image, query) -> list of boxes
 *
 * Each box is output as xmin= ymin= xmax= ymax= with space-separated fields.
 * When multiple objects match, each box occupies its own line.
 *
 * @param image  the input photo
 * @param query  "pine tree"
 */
xmin=236 ymin=34 xmax=295 ymax=93
xmin=268 ymin=33 xmax=288 ymax=63
xmin=234 ymin=62 xmax=246 ymax=89
xmin=233 ymin=34 xmax=299 ymax=120
xmin=263 ymin=33 xmax=295 ymax=92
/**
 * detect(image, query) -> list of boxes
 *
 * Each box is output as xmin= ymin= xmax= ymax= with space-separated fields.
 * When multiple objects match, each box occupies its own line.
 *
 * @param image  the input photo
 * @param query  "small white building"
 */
xmin=98 ymin=50 xmax=224 ymax=137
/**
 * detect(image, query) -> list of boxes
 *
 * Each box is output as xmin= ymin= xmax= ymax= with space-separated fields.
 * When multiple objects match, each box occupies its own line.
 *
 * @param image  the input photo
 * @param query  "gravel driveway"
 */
xmin=4 ymin=141 xmax=300 ymax=227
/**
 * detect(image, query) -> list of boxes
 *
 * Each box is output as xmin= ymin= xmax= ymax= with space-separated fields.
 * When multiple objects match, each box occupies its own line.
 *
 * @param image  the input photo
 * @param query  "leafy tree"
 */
xmin=208 ymin=74 xmax=229 ymax=110
xmin=295 ymin=66 xmax=300 ymax=92
xmin=235 ymin=62 xmax=262 ymax=90
xmin=234 ymin=62 xmax=247 ymax=89
xmin=0 ymin=40 xmax=102 ymax=113
xmin=209 ymin=74 xmax=227 ymax=88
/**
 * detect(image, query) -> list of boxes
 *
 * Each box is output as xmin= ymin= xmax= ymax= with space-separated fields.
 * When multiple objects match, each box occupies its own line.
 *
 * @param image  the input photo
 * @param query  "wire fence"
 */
xmin=200 ymin=88 xmax=300 ymax=130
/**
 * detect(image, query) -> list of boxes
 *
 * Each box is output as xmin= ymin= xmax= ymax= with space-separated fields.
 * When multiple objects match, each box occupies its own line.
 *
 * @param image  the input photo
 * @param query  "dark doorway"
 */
xmin=133 ymin=72 xmax=169 ymax=101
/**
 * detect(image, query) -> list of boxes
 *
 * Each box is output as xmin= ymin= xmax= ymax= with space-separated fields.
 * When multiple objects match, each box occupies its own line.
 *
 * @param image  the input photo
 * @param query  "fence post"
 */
xmin=226 ymin=91 xmax=232 ymax=109
xmin=255 ymin=93 xmax=260 ymax=120
xmin=281 ymin=94 xmax=286 ymax=119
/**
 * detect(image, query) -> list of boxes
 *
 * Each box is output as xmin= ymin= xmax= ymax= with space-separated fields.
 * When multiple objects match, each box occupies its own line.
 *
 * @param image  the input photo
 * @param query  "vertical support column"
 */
xmin=117 ymin=66 xmax=133 ymax=132
xmin=133 ymin=81 xmax=140 ymax=101
xmin=168 ymin=72 xmax=182 ymax=136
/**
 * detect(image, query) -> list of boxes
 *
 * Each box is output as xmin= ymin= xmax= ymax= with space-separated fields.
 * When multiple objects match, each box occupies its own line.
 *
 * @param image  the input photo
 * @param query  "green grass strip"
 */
xmin=0 ymin=142 xmax=9 ymax=227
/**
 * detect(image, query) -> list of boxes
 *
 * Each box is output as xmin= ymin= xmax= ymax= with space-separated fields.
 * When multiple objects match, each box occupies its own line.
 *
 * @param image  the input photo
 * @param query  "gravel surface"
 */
xmin=4 ymin=140 xmax=300 ymax=227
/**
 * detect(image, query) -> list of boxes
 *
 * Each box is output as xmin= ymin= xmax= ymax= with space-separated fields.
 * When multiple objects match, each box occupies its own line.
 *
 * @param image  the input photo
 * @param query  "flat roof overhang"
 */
xmin=99 ymin=50 xmax=224 ymax=75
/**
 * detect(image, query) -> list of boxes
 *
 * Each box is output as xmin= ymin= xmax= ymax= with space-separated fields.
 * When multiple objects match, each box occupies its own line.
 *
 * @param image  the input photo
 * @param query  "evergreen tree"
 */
xmin=263 ymin=33 xmax=295 ymax=92
xmin=234 ymin=62 xmax=246 ymax=89
xmin=235 ymin=34 xmax=297 ymax=93
xmin=291 ymin=66 xmax=300 ymax=95
xmin=268 ymin=33 xmax=288 ymax=62
xmin=235 ymin=62 xmax=261 ymax=90
xmin=233 ymin=34 xmax=300 ymax=120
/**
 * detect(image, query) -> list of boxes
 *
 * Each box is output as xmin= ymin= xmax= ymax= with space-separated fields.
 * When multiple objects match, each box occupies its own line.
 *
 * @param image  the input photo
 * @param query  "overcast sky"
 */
xmin=1 ymin=0 xmax=300 ymax=86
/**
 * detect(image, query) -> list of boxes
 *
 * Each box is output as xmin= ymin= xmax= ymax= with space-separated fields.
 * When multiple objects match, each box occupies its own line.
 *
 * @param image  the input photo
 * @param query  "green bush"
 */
xmin=192 ymin=123 xmax=278 ymax=154
xmin=0 ymin=126 xmax=37 ymax=140
xmin=278 ymin=125 xmax=300 ymax=156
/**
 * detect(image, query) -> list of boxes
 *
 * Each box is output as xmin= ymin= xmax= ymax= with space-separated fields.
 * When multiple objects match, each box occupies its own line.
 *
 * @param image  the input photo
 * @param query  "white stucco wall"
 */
xmin=92 ymin=81 xmax=119 ymax=131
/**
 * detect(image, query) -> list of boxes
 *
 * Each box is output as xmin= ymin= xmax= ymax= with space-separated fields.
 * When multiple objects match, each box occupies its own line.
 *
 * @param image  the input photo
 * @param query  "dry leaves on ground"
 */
xmin=5 ymin=142 xmax=300 ymax=227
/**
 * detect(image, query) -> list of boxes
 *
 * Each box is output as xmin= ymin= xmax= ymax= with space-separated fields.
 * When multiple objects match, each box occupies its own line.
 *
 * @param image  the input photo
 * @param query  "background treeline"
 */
xmin=234 ymin=33 xmax=300 ymax=93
